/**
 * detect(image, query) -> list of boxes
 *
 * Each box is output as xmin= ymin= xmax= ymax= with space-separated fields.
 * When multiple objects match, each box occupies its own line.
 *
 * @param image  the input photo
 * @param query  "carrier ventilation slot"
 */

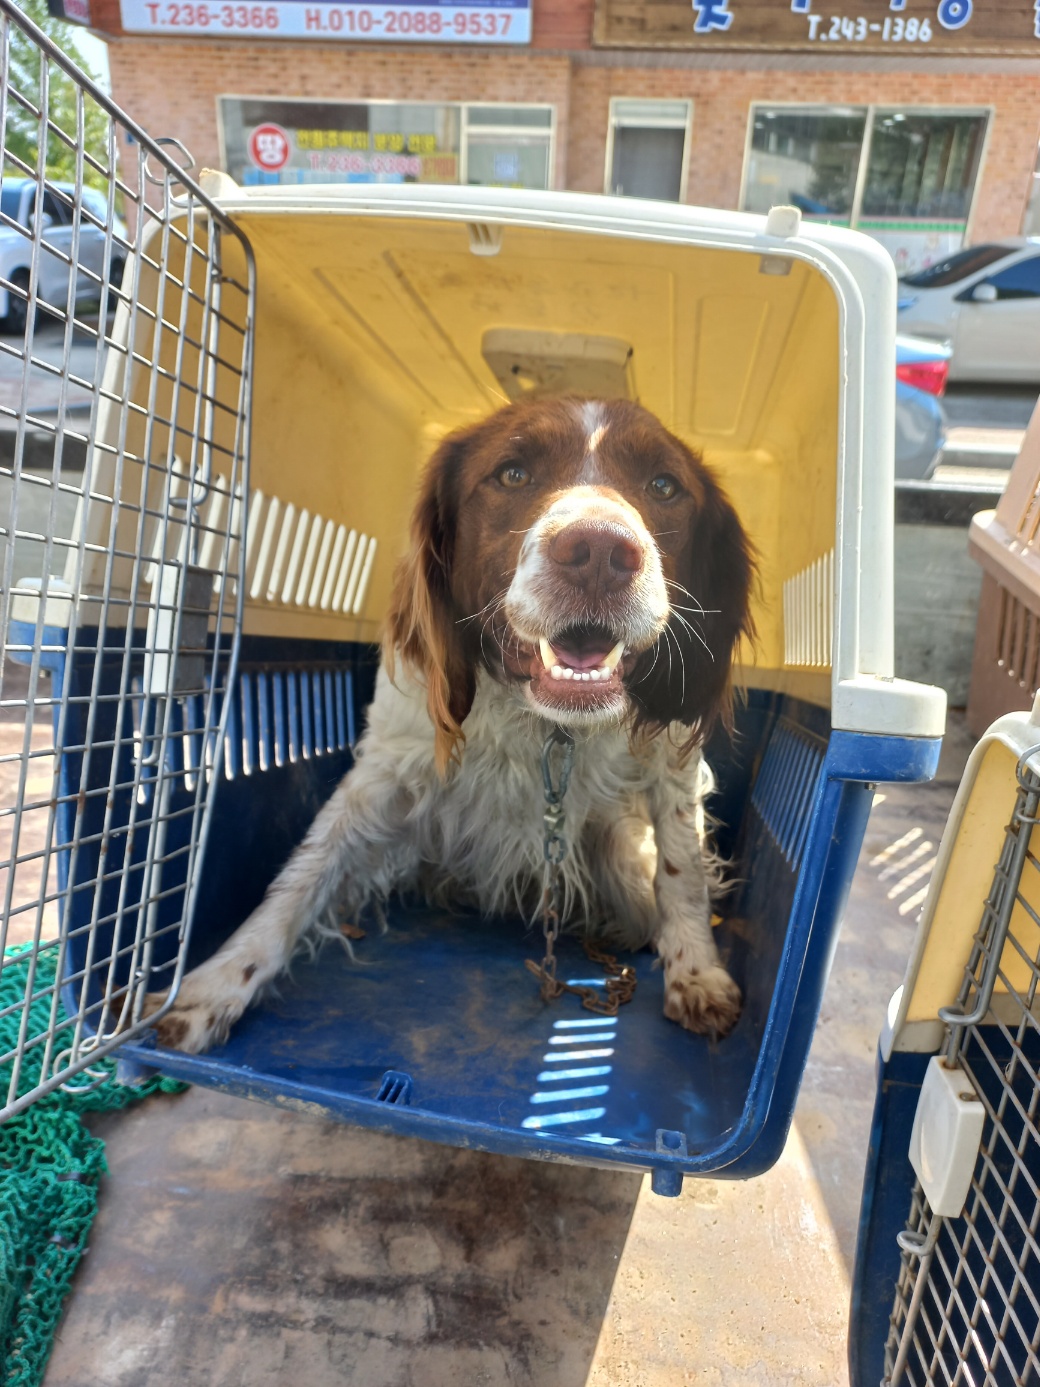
xmin=376 ymin=1070 xmax=414 ymax=1105
xmin=244 ymin=490 xmax=377 ymax=619
xmin=129 ymin=661 xmax=357 ymax=791
xmin=222 ymin=664 xmax=357 ymax=780
xmin=141 ymin=471 xmax=378 ymax=622
xmin=993 ymin=583 xmax=1040 ymax=691
xmin=751 ymin=720 xmax=825 ymax=870
xmin=782 ymin=550 xmax=834 ymax=668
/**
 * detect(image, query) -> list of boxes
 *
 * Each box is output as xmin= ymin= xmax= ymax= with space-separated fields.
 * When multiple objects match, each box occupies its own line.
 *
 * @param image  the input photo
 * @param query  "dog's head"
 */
xmin=386 ymin=397 xmax=755 ymax=771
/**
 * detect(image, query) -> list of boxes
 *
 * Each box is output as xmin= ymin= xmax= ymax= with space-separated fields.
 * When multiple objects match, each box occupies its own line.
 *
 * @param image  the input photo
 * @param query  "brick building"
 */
xmin=82 ymin=0 xmax=1040 ymax=273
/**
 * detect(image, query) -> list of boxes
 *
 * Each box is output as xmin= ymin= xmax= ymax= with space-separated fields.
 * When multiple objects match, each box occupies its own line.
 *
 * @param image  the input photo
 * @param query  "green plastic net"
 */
xmin=0 ymin=946 xmax=184 ymax=1385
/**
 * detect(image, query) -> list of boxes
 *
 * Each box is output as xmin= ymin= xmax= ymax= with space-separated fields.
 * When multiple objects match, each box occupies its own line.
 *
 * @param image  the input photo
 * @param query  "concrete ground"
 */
xmin=33 ymin=718 xmax=975 ymax=1387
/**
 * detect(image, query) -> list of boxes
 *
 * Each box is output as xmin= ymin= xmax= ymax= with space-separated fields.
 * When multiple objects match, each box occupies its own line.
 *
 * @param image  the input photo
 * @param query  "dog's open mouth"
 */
xmin=527 ymin=623 xmax=628 ymax=712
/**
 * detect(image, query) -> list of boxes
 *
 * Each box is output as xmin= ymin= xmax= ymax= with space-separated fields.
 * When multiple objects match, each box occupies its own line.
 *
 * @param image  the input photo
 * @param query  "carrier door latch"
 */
xmin=143 ymin=561 xmax=214 ymax=697
xmin=908 ymin=1055 xmax=985 ymax=1218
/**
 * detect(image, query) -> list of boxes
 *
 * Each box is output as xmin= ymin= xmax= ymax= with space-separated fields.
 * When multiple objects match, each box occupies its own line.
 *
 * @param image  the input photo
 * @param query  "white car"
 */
xmin=0 ymin=178 xmax=126 ymax=334
xmin=897 ymin=239 xmax=1040 ymax=383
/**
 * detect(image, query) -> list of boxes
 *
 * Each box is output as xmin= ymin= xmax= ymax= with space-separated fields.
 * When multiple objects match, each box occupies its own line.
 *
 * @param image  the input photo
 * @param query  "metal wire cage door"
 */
xmin=884 ymin=757 xmax=1040 ymax=1386
xmin=0 ymin=0 xmax=253 ymax=1119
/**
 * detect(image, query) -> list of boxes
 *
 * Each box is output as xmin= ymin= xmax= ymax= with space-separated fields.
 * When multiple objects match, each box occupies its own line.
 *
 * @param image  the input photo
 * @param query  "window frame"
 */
xmin=739 ymin=102 xmax=867 ymax=225
xmin=603 ymin=97 xmax=694 ymax=202
xmin=459 ymin=102 xmax=557 ymax=190
xmin=739 ymin=101 xmax=992 ymax=242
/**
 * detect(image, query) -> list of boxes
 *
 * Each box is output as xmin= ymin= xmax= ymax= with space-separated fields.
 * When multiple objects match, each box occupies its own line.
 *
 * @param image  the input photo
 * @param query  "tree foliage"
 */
xmin=4 ymin=0 xmax=111 ymax=190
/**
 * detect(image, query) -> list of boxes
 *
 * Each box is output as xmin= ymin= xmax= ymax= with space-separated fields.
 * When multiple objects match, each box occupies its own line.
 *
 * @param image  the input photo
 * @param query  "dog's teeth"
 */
xmin=601 ymin=641 xmax=625 ymax=673
xmin=539 ymin=637 xmax=555 ymax=670
xmin=560 ymin=668 xmax=574 ymax=680
xmin=588 ymin=669 xmax=601 ymax=681
xmin=552 ymin=665 xmax=564 ymax=679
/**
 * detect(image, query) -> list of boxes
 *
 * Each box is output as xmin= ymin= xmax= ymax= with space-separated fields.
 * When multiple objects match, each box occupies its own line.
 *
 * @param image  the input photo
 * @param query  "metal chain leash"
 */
xmin=524 ymin=727 xmax=637 ymax=1016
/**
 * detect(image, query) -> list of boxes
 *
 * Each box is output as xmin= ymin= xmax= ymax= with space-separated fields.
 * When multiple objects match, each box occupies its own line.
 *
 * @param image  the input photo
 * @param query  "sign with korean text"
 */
xmin=221 ymin=99 xmax=463 ymax=185
xmin=120 ymin=0 xmax=530 ymax=41
xmin=593 ymin=1 xmax=1040 ymax=54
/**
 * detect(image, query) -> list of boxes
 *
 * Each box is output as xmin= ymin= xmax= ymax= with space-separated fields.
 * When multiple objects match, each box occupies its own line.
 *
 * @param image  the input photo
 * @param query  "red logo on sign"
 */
xmin=248 ymin=124 xmax=291 ymax=171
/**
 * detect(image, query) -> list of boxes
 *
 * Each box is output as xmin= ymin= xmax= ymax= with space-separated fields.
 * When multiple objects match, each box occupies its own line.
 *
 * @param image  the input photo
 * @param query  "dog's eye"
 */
xmin=496 ymin=463 xmax=532 ymax=489
xmin=647 ymin=474 xmax=680 ymax=501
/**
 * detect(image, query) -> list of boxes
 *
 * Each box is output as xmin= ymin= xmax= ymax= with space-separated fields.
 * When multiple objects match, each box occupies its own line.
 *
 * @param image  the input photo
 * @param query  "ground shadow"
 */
xmin=43 ymin=1084 xmax=642 ymax=1387
xmin=795 ymin=714 xmax=976 ymax=1274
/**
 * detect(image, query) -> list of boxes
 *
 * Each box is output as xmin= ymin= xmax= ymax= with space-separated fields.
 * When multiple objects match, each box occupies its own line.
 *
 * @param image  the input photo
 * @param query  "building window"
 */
xmin=464 ymin=106 xmax=554 ymax=190
xmin=605 ymin=99 xmax=692 ymax=202
xmin=861 ymin=111 xmax=986 ymax=222
xmin=742 ymin=104 xmax=990 ymax=274
xmin=218 ymin=98 xmax=554 ymax=191
xmin=744 ymin=107 xmax=866 ymax=225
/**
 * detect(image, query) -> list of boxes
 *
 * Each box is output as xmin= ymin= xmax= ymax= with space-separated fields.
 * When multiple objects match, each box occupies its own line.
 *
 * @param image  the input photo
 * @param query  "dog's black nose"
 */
xmin=548 ymin=521 xmax=644 ymax=595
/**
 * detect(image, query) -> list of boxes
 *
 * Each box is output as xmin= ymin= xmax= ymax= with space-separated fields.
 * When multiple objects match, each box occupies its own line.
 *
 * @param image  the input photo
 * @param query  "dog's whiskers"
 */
xmin=457 ymin=588 xmax=510 ymax=627
xmin=665 ymin=579 xmax=720 ymax=620
xmin=632 ymin=638 xmax=663 ymax=685
xmin=665 ymin=623 xmax=687 ymax=703
xmin=670 ymin=608 xmax=714 ymax=661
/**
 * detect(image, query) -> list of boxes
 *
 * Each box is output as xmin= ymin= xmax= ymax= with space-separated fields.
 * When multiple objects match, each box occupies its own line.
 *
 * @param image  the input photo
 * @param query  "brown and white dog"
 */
xmin=149 ymin=397 xmax=754 ymax=1053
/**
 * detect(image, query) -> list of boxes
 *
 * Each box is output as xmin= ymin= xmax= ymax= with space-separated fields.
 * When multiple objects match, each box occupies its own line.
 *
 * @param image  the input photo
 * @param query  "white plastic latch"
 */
xmin=765 ymin=205 xmax=802 ymax=239
xmin=198 ymin=167 xmax=240 ymax=200
xmin=908 ymin=1056 xmax=985 ymax=1217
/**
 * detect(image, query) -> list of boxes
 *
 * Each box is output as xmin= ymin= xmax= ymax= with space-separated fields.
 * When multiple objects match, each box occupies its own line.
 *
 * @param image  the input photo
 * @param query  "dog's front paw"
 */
xmin=142 ymin=974 xmax=247 ymax=1054
xmin=664 ymin=965 xmax=742 ymax=1038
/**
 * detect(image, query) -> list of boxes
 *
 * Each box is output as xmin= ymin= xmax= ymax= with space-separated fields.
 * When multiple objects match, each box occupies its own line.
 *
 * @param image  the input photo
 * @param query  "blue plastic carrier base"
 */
xmin=126 ymin=905 xmax=758 ymax=1171
xmin=50 ymin=634 xmax=941 ymax=1190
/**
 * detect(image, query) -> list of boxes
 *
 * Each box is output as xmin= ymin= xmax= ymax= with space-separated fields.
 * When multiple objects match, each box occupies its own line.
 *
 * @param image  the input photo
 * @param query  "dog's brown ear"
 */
xmin=384 ymin=436 xmax=476 ymax=775
xmin=630 ymin=465 xmax=755 ymax=746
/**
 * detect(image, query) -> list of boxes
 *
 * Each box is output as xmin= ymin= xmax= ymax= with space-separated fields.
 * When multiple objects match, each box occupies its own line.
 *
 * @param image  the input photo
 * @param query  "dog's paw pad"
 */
xmin=142 ymin=983 xmax=242 ymax=1054
xmin=664 ymin=965 xmax=742 ymax=1038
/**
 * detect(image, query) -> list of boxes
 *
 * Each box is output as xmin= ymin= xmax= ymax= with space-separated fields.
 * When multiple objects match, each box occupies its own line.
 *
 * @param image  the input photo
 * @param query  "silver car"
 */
xmin=0 ymin=178 xmax=125 ymax=333
xmin=897 ymin=239 xmax=1040 ymax=384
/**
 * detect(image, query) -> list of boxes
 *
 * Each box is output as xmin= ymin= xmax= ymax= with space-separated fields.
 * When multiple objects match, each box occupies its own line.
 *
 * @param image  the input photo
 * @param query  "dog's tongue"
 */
xmin=551 ymin=633 xmax=618 ymax=672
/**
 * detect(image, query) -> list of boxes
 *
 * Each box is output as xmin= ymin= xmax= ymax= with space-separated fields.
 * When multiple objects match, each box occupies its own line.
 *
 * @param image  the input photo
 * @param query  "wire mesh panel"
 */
xmin=884 ymin=762 xmax=1040 ymax=1385
xmin=0 ymin=0 xmax=253 ymax=1119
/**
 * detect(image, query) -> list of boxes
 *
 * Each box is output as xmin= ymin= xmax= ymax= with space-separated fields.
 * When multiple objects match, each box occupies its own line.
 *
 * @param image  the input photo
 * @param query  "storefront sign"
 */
xmin=47 ymin=0 xmax=92 ymax=22
xmin=594 ymin=0 xmax=1040 ymax=54
xmin=221 ymin=97 xmax=553 ymax=188
xmin=120 ymin=0 xmax=530 ymax=40
xmin=222 ymin=99 xmax=463 ymax=185
xmin=248 ymin=123 xmax=292 ymax=171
